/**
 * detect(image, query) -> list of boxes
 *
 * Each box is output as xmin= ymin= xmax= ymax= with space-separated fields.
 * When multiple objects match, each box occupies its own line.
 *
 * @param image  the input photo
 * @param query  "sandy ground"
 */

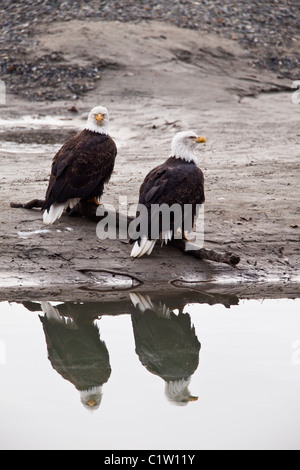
xmin=0 ymin=21 xmax=299 ymax=301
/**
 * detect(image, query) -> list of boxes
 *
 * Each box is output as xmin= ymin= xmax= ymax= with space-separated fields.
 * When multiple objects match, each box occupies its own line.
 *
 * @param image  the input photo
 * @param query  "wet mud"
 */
xmin=0 ymin=21 xmax=299 ymax=302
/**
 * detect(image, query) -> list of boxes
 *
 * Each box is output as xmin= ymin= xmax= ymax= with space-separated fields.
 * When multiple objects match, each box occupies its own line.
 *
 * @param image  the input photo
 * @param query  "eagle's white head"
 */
xmin=165 ymin=378 xmax=198 ymax=406
xmin=171 ymin=130 xmax=206 ymax=163
xmin=80 ymin=386 xmax=103 ymax=411
xmin=85 ymin=105 xmax=110 ymax=134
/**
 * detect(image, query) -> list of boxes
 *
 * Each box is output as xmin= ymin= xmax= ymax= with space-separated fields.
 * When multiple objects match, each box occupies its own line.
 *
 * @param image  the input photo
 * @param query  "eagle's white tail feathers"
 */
xmin=131 ymin=230 xmax=174 ymax=258
xmin=131 ymin=237 xmax=156 ymax=258
xmin=43 ymin=203 xmax=65 ymax=225
xmin=41 ymin=301 xmax=77 ymax=329
xmin=130 ymin=293 xmax=154 ymax=312
xmin=43 ymin=198 xmax=80 ymax=225
xmin=68 ymin=198 xmax=80 ymax=209
xmin=41 ymin=301 xmax=64 ymax=323
xmin=162 ymin=230 xmax=173 ymax=246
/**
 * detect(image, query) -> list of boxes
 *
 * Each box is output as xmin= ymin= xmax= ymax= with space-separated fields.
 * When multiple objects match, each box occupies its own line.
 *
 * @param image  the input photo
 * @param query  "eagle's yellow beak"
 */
xmin=195 ymin=136 xmax=206 ymax=144
xmin=95 ymin=113 xmax=104 ymax=124
xmin=87 ymin=398 xmax=97 ymax=407
xmin=188 ymin=395 xmax=199 ymax=402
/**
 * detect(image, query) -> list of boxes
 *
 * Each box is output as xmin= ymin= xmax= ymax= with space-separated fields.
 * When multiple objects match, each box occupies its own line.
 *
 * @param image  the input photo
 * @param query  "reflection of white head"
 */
xmin=85 ymin=105 xmax=110 ymax=134
xmin=80 ymin=386 xmax=103 ymax=411
xmin=171 ymin=130 xmax=206 ymax=163
xmin=165 ymin=378 xmax=198 ymax=406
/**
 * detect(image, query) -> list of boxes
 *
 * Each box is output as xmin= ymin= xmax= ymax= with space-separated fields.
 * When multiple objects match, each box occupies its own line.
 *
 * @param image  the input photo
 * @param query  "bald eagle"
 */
xmin=130 ymin=293 xmax=200 ymax=404
xmin=43 ymin=105 xmax=117 ymax=225
xmin=40 ymin=301 xmax=111 ymax=411
xmin=130 ymin=130 xmax=206 ymax=258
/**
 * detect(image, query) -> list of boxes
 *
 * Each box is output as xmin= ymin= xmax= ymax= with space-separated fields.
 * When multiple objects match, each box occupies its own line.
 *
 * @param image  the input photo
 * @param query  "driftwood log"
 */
xmin=10 ymin=199 xmax=240 ymax=266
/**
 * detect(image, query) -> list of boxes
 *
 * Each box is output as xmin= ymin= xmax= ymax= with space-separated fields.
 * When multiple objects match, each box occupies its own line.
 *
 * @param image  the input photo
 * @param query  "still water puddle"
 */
xmin=0 ymin=294 xmax=299 ymax=450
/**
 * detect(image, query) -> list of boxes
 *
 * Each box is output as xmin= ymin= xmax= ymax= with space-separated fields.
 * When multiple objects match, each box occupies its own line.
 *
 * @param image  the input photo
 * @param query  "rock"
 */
xmin=0 ymin=0 xmax=299 ymax=101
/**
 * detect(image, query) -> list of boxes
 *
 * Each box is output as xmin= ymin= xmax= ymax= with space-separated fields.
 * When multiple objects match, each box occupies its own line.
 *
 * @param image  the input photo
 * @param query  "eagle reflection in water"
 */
xmin=130 ymin=293 xmax=201 ymax=405
xmin=25 ymin=292 xmax=201 ymax=409
xmin=39 ymin=302 xmax=111 ymax=411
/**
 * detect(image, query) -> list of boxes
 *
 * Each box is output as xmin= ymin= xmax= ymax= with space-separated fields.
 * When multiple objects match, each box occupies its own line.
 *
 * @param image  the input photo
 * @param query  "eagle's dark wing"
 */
xmin=43 ymin=129 xmax=117 ymax=211
xmin=139 ymin=158 xmax=204 ymax=208
xmin=40 ymin=315 xmax=111 ymax=390
xmin=131 ymin=302 xmax=201 ymax=382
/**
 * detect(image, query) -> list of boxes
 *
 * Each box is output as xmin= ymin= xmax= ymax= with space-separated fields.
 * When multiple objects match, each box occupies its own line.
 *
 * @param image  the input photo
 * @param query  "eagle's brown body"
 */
xmin=130 ymin=155 xmax=205 ymax=251
xmin=139 ymin=156 xmax=204 ymax=210
xmin=43 ymin=129 xmax=117 ymax=212
xmin=131 ymin=298 xmax=201 ymax=383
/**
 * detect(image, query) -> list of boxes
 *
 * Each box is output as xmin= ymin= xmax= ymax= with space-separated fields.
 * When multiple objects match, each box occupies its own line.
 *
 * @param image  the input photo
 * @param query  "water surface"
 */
xmin=0 ymin=295 xmax=299 ymax=450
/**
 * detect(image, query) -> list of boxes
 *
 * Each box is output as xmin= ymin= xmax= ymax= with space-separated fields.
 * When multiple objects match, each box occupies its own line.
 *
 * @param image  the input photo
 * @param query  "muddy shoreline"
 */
xmin=0 ymin=20 xmax=299 ymax=301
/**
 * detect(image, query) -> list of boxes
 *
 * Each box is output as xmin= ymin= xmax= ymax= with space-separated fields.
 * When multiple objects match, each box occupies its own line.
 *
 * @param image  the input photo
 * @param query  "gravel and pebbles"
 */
xmin=0 ymin=0 xmax=299 ymax=100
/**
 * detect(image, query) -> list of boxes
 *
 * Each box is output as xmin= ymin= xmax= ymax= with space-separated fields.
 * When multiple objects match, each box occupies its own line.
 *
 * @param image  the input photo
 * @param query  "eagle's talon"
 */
xmin=87 ymin=197 xmax=101 ymax=206
xmin=183 ymin=231 xmax=191 ymax=242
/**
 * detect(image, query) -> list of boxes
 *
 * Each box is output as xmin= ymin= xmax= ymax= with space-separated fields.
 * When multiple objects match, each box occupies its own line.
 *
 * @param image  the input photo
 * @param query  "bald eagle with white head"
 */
xmin=130 ymin=130 xmax=206 ymax=258
xmin=43 ymin=105 xmax=117 ymax=225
